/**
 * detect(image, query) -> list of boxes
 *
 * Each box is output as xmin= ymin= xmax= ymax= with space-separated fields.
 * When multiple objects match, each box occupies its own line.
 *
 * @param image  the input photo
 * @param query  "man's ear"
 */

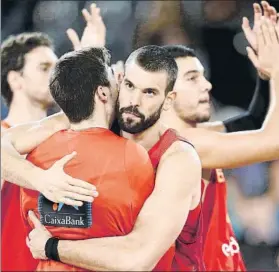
xmin=7 ymin=71 xmax=24 ymax=93
xmin=163 ymin=91 xmax=177 ymax=110
xmin=96 ymin=86 xmax=110 ymax=103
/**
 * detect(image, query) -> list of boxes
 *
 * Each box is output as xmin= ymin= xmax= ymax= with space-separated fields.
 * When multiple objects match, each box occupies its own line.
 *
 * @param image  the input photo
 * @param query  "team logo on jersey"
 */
xmin=221 ymin=237 xmax=240 ymax=257
xmin=38 ymin=194 xmax=92 ymax=228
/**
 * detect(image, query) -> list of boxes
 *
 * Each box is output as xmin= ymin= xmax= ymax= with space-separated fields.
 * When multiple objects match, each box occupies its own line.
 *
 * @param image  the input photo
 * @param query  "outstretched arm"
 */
xmin=27 ymin=142 xmax=201 ymax=271
xmin=183 ymin=18 xmax=279 ymax=169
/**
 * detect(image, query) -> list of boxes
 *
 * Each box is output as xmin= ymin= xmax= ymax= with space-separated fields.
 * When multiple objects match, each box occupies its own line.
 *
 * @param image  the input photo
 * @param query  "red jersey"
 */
xmin=202 ymin=169 xmax=246 ymax=271
xmin=1 ymin=120 xmax=38 ymax=271
xmin=148 ymin=129 xmax=205 ymax=271
xmin=21 ymin=128 xmax=174 ymax=271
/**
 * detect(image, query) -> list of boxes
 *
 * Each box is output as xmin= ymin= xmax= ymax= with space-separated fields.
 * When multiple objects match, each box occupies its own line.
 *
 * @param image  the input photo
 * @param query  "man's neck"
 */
xmin=5 ymin=98 xmax=48 ymax=126
xmin=160 ymin=110 xmax=197 ymax=132
xmin=121 ymin=112 xmax=198 ymax=151
xmin=70 ymin=118 xmax=109 ymax=131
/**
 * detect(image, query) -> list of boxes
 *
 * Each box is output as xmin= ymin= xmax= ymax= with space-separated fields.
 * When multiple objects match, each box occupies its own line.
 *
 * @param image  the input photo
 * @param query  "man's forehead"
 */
xmin=25 ymin=46 xmax=57 ymax=64
xmin=176 ymin=57 xmax=204 ymax=74
xmin=125 ymin=62 xmax=168 ymax=90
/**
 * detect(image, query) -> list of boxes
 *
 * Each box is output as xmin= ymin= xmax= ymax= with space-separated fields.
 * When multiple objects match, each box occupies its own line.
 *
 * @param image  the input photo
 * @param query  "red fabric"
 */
xmin=1 ymin=121 xmax=38 ymax=271
xmin=21 ymin=128 xmax=174 ymax=271
xmin=148 ymin=129 xmax=205 ymax=271
xmin=202 ymin=169 xmax=246 ymax=271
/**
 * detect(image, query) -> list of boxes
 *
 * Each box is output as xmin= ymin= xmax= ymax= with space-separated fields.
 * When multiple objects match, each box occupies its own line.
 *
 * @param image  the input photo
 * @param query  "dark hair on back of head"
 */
xmin=162 ymin=45 xmax=196 ymax=59
xmin=126 ymin=45 xmax=178 ymax=94
xmin=1 ymin=32 xmax=53 ymax=106
xmin=50 ymin=47 xmax=111 ymax=123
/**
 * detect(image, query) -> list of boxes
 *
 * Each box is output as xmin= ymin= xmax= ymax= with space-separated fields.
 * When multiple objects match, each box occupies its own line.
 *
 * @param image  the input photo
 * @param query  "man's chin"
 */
xmin=197 ymin=113 xmax=211 ymax=123
xmin=121 ymin=125 xmax=143 ymax=134
xmin=198 ymin=117 xmax=211 ymax=123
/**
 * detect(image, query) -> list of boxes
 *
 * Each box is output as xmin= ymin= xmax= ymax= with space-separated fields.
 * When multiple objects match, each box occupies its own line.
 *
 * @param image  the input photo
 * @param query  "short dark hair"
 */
xmin=50 ymin=47 xmax=111 ymax=123
xmin=126 ymin=45 xmax=178 ymax=94
xmin=162 ymin=45 xmax=196 ymax=59
xmin=1 ymin=32 xmax=53 ymax=106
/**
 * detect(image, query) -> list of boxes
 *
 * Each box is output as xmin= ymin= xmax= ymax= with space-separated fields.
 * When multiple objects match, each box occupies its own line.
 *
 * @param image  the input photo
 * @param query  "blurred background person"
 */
xmin=1 ymin=31 xmax=58 ymax=271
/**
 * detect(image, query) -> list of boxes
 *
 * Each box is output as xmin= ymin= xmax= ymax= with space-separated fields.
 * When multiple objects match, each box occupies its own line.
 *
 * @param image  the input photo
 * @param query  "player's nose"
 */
xmin=203 ymin=78 xmax=212 ymax=93
xmin=129 ymin=90 xmax=142 ymax=107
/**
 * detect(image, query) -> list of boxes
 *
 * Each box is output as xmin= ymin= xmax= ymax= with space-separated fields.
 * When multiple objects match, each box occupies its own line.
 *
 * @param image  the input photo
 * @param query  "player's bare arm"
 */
xmin=1 ymin=111 xmax=68 ymax=188
xmin=27 ymin=142 xmax=201 ymax=271
xmin=1 ymin=113 xmax=97 ymax=205
xmin=1 ymin=111 xmax=68 ymax=183
xmin=180 ymin=17 xmax=279 ymax=169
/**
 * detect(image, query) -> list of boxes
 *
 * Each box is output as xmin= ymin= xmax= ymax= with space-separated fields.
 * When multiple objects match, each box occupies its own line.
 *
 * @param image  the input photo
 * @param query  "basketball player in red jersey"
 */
xmin=4 ymin=46 xmax=202 ymax=271
xmin=160 ymin=2 xmax=279 ymax=270
xmin=1 ymin=5 xmax=105 ymax=270
xmin=161 ymin=13 xmax=278 ymax=272
xmin=1 ymin=32 xmax=59 ymax=271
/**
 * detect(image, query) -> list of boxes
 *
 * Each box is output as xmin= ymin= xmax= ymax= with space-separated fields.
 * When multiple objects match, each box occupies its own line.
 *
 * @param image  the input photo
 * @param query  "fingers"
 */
xmin=258 ymin=18 xmax=266 ymax=49
xmin=65 ymin=184 xmax=98 ymax=202
xmin=254 ymin=3 xmax=262 ymax=24
xmin=266 ymin=18 xmax=278 ymax=43
xmin=260 ymin=17 xmax=277 ymax=44
xmin=246 ymin=46 xmax=259 ymax=69
xmin=67 ymin=176 xmax=96 ymax=191
xmin=91 ymin=3 xmax=103 ymax=24
xmin=242 ymin=17 xmax=252 ymax=37
xmin=53 ymin=151 xmax=77 ymax=168
xmin=242 ymin=16 xmax=257 ymax=50
xmin=269 ymin=6 xmax=277 ymax=24
xmin=66 ymin=29 xmax=81 ymax=50
xmin=82 ymin=8 xmax=92 ymax=23
xmin=82 ymin=3 xmax=102 ymax=24
xmin=67 ymin=183 xmax=98 ymax=196
xmin=90 ymin=3 xmax=100 ymax=21
xmin=261 ymin=1 xmax=270 ymax=18
xmin=58 ymin=197 xmax=83 ymax=207
xmin=242 ymin=17 xmax=250 ymax=29
xmin=63 ymin=190 xmax=97 ymax=203
xmin=28 ymin=211 xmax=44 ymax=229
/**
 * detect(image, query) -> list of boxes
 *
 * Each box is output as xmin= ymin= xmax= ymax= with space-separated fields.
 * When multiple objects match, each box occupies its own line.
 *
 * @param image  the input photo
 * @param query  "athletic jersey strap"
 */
xmin=148 ymin=128 xmax=194 ymax=170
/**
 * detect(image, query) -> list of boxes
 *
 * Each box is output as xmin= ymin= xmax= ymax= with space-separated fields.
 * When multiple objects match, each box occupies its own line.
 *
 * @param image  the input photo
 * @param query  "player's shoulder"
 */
xmin=167 ymin=138 xmax=198 ymax=157
xmin=161 ymin=139 xmax=201 ymax=169
xmin=124 ymin=138 xmax=149 ymax=158
xmin=124 ymin=139 xmax=151 ymax=168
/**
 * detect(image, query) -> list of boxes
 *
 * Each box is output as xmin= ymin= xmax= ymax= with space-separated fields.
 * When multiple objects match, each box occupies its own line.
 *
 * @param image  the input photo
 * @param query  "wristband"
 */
xmin=45 ymin=237 xmax=60 ymax=262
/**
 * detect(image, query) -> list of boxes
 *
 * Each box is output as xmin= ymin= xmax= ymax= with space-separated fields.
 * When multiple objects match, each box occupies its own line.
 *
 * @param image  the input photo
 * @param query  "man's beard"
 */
xmin=116 ymin=102 xmax=163 ymax=134
xmin=195 ymin=114 xmax=211 ymax=123
xmin=179 ymin=103 xmax=211 ymax=124
xmin=184 ymin=114 xmax=211 ymax=125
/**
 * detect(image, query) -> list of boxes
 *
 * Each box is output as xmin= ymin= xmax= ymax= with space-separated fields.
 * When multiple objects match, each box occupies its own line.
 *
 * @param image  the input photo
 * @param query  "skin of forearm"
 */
xmin=1 ymin=147 xmax=40 ymax=190
xmin=58 ymin=236 xmax=143 ymax=272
